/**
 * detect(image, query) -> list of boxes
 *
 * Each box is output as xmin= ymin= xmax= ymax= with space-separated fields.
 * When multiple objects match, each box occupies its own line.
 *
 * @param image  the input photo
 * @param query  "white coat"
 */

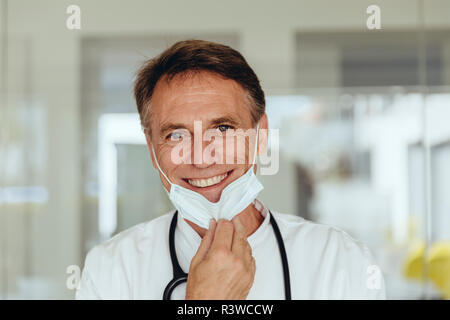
xmin=75 ymin=200 xmax=385 ymax=299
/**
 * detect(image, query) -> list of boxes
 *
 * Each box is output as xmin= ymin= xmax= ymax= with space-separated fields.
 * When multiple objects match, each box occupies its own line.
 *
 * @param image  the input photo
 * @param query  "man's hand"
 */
xmin=185 ymin=216 xmax=256 ymax=300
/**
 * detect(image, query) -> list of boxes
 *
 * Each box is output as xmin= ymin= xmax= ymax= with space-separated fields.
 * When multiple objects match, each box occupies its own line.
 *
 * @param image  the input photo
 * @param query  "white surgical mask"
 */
xmin=151 ymin=125 xmax=264 ymax=229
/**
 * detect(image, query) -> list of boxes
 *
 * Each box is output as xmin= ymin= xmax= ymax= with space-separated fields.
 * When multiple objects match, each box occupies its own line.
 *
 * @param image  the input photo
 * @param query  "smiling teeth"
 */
xmin=188 ymin=173 xmax=228 ymax=188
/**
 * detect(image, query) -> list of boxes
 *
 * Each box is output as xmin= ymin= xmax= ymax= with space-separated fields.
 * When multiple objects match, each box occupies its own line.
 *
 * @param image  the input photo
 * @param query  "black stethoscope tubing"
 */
xmin=163 ymin=210 xmax=291 ymax=300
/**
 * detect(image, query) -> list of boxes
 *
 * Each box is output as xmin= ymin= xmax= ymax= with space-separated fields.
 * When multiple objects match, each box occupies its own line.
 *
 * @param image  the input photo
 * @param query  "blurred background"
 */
xmin=1 ymin=0 xmax=449 ymax=299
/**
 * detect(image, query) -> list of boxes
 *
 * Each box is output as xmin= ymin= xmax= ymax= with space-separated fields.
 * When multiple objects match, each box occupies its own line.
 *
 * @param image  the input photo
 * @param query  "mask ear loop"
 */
xmin=251 ymin=124 xmax=260 ymax=169
xmin=151 ymin=143 xmax=173 ymax=186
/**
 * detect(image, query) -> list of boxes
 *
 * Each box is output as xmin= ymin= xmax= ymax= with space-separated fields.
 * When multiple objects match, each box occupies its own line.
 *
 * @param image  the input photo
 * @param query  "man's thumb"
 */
xmin=191 ymin=219 xmax=216 ymax=266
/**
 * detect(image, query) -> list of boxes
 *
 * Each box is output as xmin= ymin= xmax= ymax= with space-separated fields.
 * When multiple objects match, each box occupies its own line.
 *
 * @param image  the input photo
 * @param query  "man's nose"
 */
xmin=191 ymin=135 xmax=216 ymax=169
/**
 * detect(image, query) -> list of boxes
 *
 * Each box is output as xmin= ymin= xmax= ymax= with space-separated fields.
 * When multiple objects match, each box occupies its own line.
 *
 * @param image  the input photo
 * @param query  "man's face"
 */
xmin=146 ymin=71 xmax=267 ymax=203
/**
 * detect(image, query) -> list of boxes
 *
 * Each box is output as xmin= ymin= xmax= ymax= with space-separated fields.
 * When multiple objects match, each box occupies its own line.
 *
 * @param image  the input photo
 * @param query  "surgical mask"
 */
xmin=151 ymin=125 xmax=264 ymax=229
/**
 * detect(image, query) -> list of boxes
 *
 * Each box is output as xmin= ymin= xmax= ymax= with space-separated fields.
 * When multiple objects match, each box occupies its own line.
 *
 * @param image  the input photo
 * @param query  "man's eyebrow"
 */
xmin=209 ymin=116 xmax=240 ymax=127
xmin=159 ymin=123 xmax=188 ymax=138
xmin=158 ymin=116 xmax=241 ymax=138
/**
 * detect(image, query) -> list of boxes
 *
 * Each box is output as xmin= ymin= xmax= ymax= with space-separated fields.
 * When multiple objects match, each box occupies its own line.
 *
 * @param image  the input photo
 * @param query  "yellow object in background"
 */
xmin=403 ymin=241 xmax=450 ymax=299
xmin=404 ymin=241 xmax=426 ymax=281
xmin=429 ymin=242 xmax=450 ymax=299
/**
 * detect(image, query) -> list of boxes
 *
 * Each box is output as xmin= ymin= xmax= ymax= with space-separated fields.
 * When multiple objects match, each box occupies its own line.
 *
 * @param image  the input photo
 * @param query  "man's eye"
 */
xmin=217 ymin=125 xmax=233 ymax=132
xmin=168 ymin=132 xmax=183 ymax=140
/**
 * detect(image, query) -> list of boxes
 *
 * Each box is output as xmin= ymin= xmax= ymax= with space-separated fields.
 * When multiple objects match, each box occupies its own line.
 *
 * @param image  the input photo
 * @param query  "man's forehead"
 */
xmin=151 ymin=72 xmax=252 ymax=128
xmin=153 ymin=71 xmax=246 ymax=105
xmin=161 ymin=87 xmax=240 ymax=107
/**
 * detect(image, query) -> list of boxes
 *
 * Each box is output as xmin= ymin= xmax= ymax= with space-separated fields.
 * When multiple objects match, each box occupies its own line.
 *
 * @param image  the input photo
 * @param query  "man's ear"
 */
xmin=257 ymin=113 xmax=269 ymax=155
xmin=145 ymin=134 xmax=157 ymax=169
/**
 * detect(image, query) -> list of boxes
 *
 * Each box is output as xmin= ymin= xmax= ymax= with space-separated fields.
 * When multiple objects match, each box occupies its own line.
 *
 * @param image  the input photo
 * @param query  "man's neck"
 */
xmin=185 ymin=203 xmax=264 ymax=238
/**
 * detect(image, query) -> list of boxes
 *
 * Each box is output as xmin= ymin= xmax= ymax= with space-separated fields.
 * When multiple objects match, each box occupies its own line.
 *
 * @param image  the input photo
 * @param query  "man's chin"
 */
xmin=200 ymin=190 xmax=222 ymax=203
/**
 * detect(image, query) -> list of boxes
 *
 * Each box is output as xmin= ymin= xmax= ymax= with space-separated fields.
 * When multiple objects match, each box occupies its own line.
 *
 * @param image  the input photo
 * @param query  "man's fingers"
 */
xmin=232 ymin=215 xmax=246 ymax=237
xmin=191 ymin=219 xmax=216 ymax=266
xmin=231 ymin=216 xmax=251 ymax=258
xmin=210 ymin=219 xmax=234 ymax=252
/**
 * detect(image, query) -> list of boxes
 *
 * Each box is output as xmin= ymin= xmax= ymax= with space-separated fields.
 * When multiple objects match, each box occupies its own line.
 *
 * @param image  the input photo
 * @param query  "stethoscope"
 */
xmin=163 ymin=210 xmax=291 ymax=300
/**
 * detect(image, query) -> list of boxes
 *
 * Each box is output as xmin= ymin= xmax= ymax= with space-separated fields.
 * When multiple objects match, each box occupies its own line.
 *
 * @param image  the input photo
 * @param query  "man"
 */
xmin=76 ymin=40 xmax=385 ymax=299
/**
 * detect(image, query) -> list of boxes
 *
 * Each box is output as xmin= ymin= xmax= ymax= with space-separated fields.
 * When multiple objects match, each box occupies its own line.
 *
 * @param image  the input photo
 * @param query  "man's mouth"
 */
xmin=186 ymin=171 xmax=231 ymax=188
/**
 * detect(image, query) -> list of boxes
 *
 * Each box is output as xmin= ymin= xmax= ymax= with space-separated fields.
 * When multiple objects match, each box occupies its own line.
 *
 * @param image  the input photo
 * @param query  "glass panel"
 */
xmin=431 ymin=142 xmax=450 ymax=242
xmin=116 ymin=144 xmax=172 ymax=233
